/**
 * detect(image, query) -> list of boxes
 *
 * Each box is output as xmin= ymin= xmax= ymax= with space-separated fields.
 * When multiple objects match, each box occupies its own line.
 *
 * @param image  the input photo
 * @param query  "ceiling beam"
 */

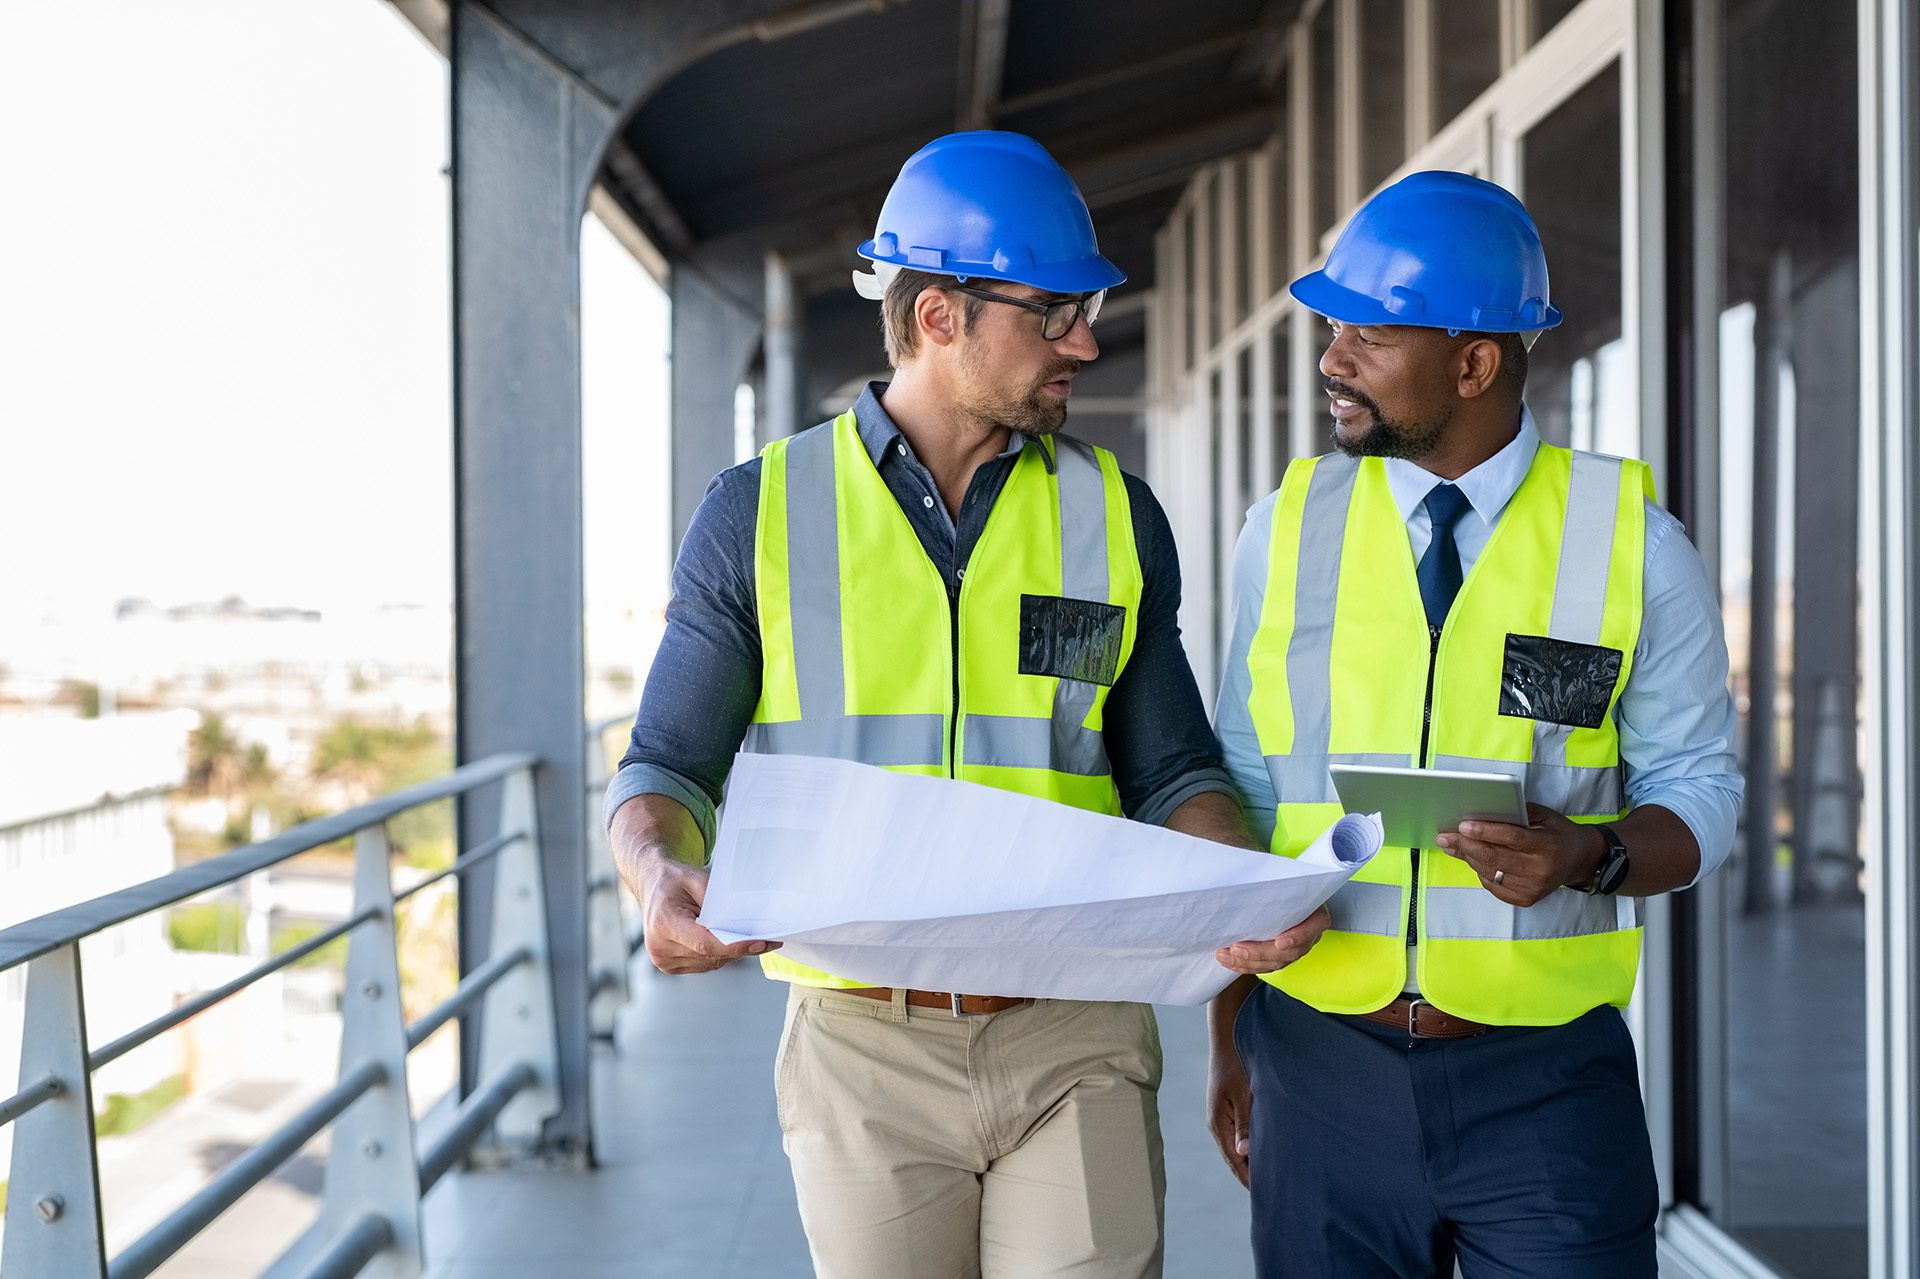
xmin=679 ymin=99 xmax=1278 ymax=259
xmin=1064 ymin=107 xmax=1280 ymax=200
xmin=955 ymin=0 xmax=1010 ymax=130
xmin=601 ymin=138 xmax=695 ymax=254
xmin=996 ymin=24 xmax=1282 ymax=119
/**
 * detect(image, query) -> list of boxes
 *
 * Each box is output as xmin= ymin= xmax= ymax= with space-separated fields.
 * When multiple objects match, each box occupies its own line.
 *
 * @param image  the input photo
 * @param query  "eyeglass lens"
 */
xmin=1041 ymin=290 xmax=1105 ymax=340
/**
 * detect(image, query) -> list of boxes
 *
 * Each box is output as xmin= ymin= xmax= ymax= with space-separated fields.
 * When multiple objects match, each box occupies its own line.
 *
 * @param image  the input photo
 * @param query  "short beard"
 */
xmin=957 ymin=348 xmax=1078 ymax=435
xmin=1327 ymin=378 xmax=1451 ymax=461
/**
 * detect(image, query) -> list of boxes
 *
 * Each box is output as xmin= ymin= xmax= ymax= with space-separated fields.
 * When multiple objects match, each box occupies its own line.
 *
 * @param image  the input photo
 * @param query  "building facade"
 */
xmin=1143 ymin=2 xmax=1916 ymax=1276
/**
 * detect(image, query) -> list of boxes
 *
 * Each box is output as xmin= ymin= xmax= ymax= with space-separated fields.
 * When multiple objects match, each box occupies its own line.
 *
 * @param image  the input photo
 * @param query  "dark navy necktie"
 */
xmin=1416 ymin=483 xmax=1473 ymax=630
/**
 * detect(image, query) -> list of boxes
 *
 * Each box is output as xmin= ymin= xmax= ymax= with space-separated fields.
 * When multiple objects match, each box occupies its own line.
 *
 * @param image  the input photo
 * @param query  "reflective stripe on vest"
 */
xmin=1245 ymin=442 xmax=1652 ymax=1024
xmin=746 ymin=410 xmax=1144 ymax=986
xmin=743 ymin=413 xmax=1121 ymax=775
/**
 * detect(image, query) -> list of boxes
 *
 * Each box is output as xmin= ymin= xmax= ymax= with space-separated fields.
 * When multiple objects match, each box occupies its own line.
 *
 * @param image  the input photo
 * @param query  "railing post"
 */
xmin=308 ymin=822 xmax=423 ymax=1277
xmin=2 ymin=943 xmax=107 ymax=1279
xmin=478 ymin=767 xmax=561 ymax=1143
xmin=585 ymin=727 xmax=630 ymax=1039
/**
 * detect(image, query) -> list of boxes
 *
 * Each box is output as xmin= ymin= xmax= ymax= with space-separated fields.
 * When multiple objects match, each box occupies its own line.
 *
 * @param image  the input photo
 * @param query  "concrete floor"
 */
xmin=416 ymin=893 xmax=1877 ymax=1279
xmin=421 ymin=961 xmax=1255 ymax=1277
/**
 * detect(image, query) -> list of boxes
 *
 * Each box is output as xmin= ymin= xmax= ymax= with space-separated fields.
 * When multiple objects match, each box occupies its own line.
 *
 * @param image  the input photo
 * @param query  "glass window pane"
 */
xmin=1530 ymin=0 xmax=1580 ymax=43
xmin=1236 ymin=345 xmax=1256 ymax=512
xmin=1182 ymin=208 xmax=1198 ymax=372
xmin=1520 ymin=64 xmax=1626 ymax=454
xmin=1208 ymin=367 xmax=1225 ymax=655
xmin=1433 ymin=0 xmax=1502 ymax=126
xmin=1358 ymin=0 xmax=1405 ymax=194
xmin=1226 ymin=159 xmax=1251 ymax=329
xmin=1270 ymin=313 xmax=1294 ymax=476
xmin=1310 ymin=2 xmax=1339 ymax=242
xmin=1268 ymin=78 xmax=1292 ymax=296
xmin=1709 ymin=0 xmax=1864 ymax=1272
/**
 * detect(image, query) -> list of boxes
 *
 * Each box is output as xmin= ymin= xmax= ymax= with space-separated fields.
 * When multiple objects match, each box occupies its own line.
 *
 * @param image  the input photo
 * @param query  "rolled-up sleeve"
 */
xmin=602 ymin=462 xmax=766 ymax=854
xmin=1617 ymin=504 xmax=1744 ymax=886
xmin=1101 ymin=474 xmax=1240 ymax=826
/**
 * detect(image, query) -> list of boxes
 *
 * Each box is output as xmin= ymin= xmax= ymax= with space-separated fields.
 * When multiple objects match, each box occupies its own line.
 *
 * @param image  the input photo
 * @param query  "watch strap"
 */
xmin=1587 ymin=822 xmax=1630 ymax=895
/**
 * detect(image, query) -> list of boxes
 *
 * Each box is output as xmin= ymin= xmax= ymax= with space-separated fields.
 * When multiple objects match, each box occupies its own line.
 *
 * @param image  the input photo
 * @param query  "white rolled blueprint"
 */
xmin=698 ymin=753 xmax=1382 ymax=1006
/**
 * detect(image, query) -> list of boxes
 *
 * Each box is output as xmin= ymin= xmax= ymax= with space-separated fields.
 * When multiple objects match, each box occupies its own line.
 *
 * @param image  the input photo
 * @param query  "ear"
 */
xmin=915 ymin=287 xmax=961 ymax=349
xmin=1456 ymin=336 xmax=1502 ymax=401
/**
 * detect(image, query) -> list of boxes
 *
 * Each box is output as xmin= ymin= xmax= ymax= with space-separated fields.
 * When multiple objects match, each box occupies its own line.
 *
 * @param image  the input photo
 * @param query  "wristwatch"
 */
xmin=1583 ymin=823 xmax=1631 ymax=895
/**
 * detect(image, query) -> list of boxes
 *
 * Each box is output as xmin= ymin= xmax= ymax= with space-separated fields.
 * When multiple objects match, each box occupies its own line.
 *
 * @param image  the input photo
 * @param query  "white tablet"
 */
xmin=1327 ymin=764 xmax=1529 ymax=850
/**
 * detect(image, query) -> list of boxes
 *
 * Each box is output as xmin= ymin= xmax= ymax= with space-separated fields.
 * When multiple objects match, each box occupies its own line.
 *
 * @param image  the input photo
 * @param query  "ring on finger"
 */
xmin=1492 ymin=869 xmax=1506 ymax=885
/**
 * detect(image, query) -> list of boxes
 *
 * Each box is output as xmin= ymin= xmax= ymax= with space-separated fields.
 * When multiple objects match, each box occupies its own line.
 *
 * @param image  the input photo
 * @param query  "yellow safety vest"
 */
xmin=1243 ymin=443 xmax=1653 ymax=1025
xmin=747 ymin=408 xmax=1145 ymax=986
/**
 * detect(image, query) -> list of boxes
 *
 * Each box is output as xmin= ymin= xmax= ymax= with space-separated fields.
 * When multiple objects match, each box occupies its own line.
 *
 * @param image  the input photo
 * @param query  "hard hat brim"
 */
xmin=857 ymin=241 xmax=1126 ymax=295
xmin=1289 ymin=268 xmax=1563 ymax=333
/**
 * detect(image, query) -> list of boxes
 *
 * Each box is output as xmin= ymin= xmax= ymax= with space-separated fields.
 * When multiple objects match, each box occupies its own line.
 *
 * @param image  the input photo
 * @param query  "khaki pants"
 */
xmin=774 ymin=985 xmax=1166 ymax=1279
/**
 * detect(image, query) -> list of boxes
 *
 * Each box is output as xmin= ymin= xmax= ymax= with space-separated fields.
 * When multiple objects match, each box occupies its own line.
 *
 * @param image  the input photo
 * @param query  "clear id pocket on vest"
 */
xmin=1019 ymin=594 xmax=1126 ymax=686
xmin=1498 ymin=633 xmax=1623 ymax=729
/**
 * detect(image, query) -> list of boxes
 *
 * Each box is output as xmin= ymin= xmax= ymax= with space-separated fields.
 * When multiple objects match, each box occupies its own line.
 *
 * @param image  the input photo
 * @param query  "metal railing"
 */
xmin=585 ymin=713 xmax=643 ymax=1036
xmin=0 ymin=746 xmax=604 ymax=1278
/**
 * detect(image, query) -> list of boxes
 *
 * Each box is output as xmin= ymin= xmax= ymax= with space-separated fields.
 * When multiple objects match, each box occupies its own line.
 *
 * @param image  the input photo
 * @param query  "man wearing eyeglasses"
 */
xmin=607 ymin=130 xmax=1327 ymax=1278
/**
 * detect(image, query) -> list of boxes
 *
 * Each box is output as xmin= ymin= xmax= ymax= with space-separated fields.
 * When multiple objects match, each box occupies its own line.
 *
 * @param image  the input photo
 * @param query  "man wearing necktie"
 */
xmin=1205 ymin=172 xmax=1742 ymax=1276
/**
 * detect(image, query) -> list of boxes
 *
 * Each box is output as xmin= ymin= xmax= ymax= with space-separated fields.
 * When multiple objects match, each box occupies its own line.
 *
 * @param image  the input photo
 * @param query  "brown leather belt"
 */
xmin=1356 ymin=996 xmax=1493 ymax=1039
xmin=842 ymin=987 xmax=1033 ymax=1017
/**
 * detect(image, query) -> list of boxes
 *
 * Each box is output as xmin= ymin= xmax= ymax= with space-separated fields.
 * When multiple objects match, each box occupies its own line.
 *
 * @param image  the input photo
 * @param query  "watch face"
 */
xmin=1597 ymin=849 xmax=1631 ymax=894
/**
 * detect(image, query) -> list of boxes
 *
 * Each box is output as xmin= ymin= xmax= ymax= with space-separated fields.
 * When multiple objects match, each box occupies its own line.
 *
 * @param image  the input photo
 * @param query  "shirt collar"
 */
xmin=1382 ymin=405 xmax=1541 ymax=529
xmin=851 ymin=381 xmax=1054 ymax=474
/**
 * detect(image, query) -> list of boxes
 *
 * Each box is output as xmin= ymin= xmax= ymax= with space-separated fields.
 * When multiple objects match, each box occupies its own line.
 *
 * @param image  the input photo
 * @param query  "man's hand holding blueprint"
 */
xmin=698 ymin=753 xmax=1382 ymax=1006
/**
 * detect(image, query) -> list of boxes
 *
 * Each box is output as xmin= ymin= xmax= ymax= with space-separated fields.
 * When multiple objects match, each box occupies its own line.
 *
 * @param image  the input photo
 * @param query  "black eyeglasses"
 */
xmin=950 ymin=285 xmax=1106 ymax=341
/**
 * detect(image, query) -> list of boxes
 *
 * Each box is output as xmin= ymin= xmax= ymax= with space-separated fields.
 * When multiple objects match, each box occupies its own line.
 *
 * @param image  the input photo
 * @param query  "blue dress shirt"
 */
xmin=607 ymin=383 xmax=1237 ymax=850
xmin=1213 ymin=409 xmax=1744 ymax=887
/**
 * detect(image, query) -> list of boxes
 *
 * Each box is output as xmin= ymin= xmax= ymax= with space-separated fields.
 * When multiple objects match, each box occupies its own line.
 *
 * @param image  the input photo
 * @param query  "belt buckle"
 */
xmin=1405 ymin=998 xmax=1435 ymax=1038
xmin=949 ymin=992 xmax=969 ymax=1018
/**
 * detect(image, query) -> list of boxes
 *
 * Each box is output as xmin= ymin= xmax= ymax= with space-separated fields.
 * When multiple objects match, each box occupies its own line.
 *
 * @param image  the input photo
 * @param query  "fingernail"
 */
xmin=748 ymin=941 xmax=767 ymax=954
xmin=1459 ymin=822 xmax=1479 ymax=836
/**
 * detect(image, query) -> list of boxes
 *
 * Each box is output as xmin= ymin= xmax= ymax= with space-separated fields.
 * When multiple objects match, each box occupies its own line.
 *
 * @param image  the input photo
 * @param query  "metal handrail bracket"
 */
xmin=0 ymin=722 xmax=636 ymax=1278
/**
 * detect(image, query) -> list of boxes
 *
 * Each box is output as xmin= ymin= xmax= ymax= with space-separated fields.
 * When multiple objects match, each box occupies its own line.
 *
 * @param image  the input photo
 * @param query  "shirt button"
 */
xmin=897 ymin=443 xmax=908 ymax=457
xmin=957 ymin=568 xmax=965 ymax=580
xmin=922 ymin=495 xmax=935 ymax=509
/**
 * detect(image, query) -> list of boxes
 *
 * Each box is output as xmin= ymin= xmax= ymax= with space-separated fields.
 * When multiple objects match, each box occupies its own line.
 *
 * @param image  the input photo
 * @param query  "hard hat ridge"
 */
xmin=1288 ymin=170 xmax=1564 ymax=336
xmin=854 ymin=130 xmax=1126 ymax=299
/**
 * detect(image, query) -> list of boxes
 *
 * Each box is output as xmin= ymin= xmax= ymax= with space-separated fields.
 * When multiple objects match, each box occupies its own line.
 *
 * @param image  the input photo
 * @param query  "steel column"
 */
xmin=670 ymin=263 xmax=764 ymax=545
xmin=763 ymin=250 xmax=802 ymax=446
xmin=450 ymin=0 xmax=612 ymax=1159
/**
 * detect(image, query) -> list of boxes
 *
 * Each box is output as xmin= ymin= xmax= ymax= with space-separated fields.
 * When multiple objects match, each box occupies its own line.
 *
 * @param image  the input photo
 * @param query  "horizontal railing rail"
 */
xmin=0 ymin=753 xmax=534 ymax=973
xmin=0 ymin=734 xmax=615 ymax=1279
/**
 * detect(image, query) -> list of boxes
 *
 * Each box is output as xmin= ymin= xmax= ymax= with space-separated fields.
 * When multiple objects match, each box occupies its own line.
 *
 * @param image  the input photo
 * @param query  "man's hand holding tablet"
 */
xmin=1328 ymin=764 xmax=1611 ymax=906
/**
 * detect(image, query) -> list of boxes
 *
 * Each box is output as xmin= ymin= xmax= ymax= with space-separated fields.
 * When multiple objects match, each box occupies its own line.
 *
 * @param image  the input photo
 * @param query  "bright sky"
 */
xmin=0 ymin=0 xmax=670 ymax=626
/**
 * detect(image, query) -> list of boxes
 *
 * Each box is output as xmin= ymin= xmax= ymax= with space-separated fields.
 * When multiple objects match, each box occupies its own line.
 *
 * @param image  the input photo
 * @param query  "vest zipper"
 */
xmin=1411 ymin=623 xmax=1442 ymax=944
xmin=947 ymin=574 xmax=961 ymax=778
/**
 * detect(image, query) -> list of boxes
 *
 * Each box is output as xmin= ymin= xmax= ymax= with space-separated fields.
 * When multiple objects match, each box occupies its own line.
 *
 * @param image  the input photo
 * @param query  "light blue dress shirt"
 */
xmin=1213 ymin=409 xmax=1744 ymax=891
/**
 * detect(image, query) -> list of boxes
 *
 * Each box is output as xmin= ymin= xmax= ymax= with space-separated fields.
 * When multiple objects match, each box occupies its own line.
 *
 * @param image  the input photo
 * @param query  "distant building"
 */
xmin=0 ymin=711 xmax=193 ymax=1170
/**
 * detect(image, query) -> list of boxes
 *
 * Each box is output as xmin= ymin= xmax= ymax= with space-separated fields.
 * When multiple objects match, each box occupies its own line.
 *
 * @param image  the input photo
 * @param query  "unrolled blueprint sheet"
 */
xmin=699 ymin=753 xmax=1382 ymax=1006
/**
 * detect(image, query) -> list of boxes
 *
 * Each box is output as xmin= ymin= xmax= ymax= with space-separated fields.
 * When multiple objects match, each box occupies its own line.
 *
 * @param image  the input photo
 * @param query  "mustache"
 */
xmin=1041 ymin=360 xmax=1082 ymax=383
xmin=1324 ymin=376 xmax=1379 ymax=415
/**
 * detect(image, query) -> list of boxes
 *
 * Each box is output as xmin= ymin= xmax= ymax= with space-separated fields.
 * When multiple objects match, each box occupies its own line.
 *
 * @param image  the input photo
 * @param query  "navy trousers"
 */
xmin=1235 ymin=984 xmax=1657 ymax=1278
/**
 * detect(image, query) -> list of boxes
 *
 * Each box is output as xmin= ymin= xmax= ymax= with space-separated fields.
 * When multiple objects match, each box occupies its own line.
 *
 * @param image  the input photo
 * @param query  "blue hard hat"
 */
xmin=856 ymin=131 xmax=1125 ymax=296
xmin=1289 ymin=170 xmax=1563 ymax=334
